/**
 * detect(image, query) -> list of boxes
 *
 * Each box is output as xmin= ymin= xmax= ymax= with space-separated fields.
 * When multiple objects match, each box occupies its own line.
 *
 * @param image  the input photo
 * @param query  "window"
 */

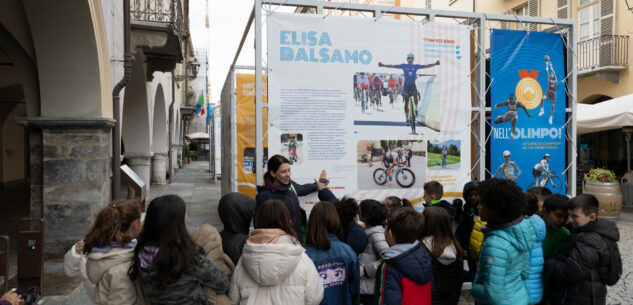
xmin=579 ymin=1 xmax=600 ymax=40
xmin=514 ymin=4 xmax=528 ymax=30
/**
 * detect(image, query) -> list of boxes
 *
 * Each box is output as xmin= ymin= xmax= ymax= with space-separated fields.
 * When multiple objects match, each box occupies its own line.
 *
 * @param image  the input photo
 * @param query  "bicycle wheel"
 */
xmin=549 ymin=176 xmax=563 ymax=193
xmin=396 ymin=168 xmax=416 ymax=188
xmin=373 ymin=168 xmax=387 ymax=185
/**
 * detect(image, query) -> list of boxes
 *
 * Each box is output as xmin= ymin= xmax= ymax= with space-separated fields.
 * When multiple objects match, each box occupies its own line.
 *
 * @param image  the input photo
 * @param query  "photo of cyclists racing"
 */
xmin=352 ymin=54 xmax=442 ymax=135
xmin=356 ymin=139 xmax=426 ymax=190
xmin=281 ymin=133 xmax=303 ymax=165
xmin=427 ymin=139 xmax=461 ymax=170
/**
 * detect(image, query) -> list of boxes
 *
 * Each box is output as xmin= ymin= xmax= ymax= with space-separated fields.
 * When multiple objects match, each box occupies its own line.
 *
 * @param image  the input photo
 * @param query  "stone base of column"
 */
xmin=16 ymin=117 xmax=114 ymax=256
xmin=125 ymin=152 xmax=153 ymax=202
xmin=151 ymin=152 xmax=168 ymax=185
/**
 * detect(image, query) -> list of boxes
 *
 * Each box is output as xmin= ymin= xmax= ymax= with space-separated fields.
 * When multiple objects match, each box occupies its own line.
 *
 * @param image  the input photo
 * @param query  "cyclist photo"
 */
xmin=427 ymin=139 xmax=461 ymax=170
xmin=532 ymin=153 xmax=551 ymax=186
xmin=281 ymin=133 xmax=302 ymax=165
xmin=356 ymin=140 xmax=425 ymax=190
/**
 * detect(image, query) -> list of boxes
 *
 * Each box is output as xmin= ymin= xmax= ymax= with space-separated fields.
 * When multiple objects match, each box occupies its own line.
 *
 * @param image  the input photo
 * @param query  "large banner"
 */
xmin=235 ymin=74 xmax=268 ymax=198
xmin=490 ymin=29 xmax=566 ymax=194
xmin=267 ymin=13 xmax=472 ymax=211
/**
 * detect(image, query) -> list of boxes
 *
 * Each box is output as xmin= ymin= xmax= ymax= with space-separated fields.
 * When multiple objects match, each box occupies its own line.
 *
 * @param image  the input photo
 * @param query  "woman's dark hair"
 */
xmin=524 ymin=192 xmax=539 ymax=216
xmin=264 ymin=154 xmax=290 ymax=181
xmin=478 ymin=178 xmax=526 ymax=225
xmin=254 ymin=199 xmax=298 ymax=240
xmin=306 ymin=201 xmax=342 ymax=251
xmin=420 ymin=206 xmax=463 ymax=261
xmin=359 ymin=199 xmax=387 ymax=227
xmin=383 ymin=196 xmax=414 ymax=213
xmin=569 ymin=194 xmax=599 ymax=216
xmin=129 ymin=195 xmax=201 ymax=283
xmin=334 ymin=197 xmax=358 ymax=242
xmin=83 ymin=199 xmax=141 ymax=254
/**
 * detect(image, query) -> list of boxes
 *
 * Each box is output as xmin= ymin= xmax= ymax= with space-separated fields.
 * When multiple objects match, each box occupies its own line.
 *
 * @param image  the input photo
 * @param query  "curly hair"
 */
xmin=359 ymin=199 xmax=387 ymax=227
xmin=478 ymin=178 xmax=526 ymax=225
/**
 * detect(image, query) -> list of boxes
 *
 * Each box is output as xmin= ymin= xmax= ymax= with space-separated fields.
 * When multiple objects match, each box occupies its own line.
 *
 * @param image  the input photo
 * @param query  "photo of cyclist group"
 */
xmin=356 ymin=140 xmax=425 ymax=190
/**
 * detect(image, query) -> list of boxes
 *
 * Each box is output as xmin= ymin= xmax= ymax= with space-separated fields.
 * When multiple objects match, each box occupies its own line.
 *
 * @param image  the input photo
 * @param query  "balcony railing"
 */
xmin=578 ymin=35 xmax=629 ymax=72
xmin=131 ymin=0 xmax=183 ymax=34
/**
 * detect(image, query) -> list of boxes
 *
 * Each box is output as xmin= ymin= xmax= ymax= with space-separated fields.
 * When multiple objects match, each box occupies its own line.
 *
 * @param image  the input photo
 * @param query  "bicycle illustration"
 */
xmin=528 ymin=170 xmax=563 ymax=193
xmin=373 ymin=164 xmax=416 ymax=188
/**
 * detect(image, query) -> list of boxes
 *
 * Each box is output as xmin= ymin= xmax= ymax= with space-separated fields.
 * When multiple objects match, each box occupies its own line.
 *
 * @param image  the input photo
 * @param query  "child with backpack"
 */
xmin=375 ymin=208 xmax=433 ymax=305
xmin=544 ymin=194 xmax=622 ymax=305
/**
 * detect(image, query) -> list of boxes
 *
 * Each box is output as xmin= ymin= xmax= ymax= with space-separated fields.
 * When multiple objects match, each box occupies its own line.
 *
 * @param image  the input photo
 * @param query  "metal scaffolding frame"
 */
xmin=231 ymin=0 xmax=578 ymax=196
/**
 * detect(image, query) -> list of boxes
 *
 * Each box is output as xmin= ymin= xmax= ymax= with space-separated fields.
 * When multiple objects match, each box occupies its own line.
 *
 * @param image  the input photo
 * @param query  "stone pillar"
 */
xmin=125 ymin=152 xmax=153 ymax=201
xmin=17 ymin=117 xmax=114 ymax=256
xmin=151 ymin=152 xmax=167 ymax=184
xmin=173 ymin=144 xmax=183 ymax=169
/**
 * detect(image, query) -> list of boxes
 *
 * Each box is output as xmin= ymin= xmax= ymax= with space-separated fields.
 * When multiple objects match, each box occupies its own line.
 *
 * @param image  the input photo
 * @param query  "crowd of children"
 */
xmin=0 ymin=154 xmax=613 ymax=305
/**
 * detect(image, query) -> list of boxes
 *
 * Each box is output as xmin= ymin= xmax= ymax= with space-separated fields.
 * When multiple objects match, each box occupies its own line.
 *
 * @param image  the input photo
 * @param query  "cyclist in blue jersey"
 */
xmin=379 ymin=53 xmax=439 ymax=124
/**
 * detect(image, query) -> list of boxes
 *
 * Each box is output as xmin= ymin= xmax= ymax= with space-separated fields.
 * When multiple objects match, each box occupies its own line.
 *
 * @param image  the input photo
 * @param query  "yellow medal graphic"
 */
xmin=515 ymin=70 xmax=542 ymax=110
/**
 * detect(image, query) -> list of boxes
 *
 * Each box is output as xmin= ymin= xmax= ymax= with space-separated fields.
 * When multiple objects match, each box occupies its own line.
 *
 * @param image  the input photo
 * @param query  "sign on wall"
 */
xmin=267 ymin=13 xmax=472 ymax=210
xmin=490 ymin=29 xmax=567 ymax=193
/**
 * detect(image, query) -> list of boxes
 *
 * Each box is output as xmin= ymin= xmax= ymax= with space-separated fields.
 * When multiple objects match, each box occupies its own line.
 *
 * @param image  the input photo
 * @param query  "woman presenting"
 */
xmin=256 ymin=154 xmax=336 ymax=242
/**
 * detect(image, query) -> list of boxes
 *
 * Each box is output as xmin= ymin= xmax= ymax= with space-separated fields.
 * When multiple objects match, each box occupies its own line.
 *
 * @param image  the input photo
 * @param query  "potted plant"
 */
xmin=184 ymin=145 xmax=190 ymax=164
xmin=583 ymin=168 xmax=622 ymax=218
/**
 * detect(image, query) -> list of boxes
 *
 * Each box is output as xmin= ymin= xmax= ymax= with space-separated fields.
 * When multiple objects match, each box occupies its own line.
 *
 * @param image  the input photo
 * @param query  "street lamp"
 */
xmin=175 ymin=58 xmax=200 ymax=82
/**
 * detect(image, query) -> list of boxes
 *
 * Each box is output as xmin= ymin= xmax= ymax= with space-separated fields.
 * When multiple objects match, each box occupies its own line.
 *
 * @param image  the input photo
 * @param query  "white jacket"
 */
xmin=64 ymin=244 xmax=96 ymax=302
xmin=228 ymin=235 xmax=323 ymax=305
xmin=86 ymin=247 xmax=145 ymax=305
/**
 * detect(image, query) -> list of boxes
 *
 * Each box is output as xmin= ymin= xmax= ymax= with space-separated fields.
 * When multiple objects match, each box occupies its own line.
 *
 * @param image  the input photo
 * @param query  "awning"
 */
xmin=577 ymin=93 xmax=633 ymax=134
xmin=185 ymin=132 xmax=209 ymax=140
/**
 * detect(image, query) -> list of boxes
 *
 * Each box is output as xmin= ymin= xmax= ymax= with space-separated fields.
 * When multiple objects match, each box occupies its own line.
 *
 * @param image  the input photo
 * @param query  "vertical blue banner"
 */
xmin=490 ymin=29 xmax=567 ymax=194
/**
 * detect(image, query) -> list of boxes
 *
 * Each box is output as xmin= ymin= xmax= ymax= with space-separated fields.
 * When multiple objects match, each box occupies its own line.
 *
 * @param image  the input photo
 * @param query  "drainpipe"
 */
xmin=112 ymin=0 xmax=131 ymax=200
xmin=168 ymin=71 xmax=175 ymax=183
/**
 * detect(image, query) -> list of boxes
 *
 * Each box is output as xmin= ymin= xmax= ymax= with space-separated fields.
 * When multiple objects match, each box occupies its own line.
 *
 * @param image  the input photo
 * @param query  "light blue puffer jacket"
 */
xmin=524 ymin=215 xmax=546 ymax=304
xmin=472 ymin=217 xmax=535 ymax=305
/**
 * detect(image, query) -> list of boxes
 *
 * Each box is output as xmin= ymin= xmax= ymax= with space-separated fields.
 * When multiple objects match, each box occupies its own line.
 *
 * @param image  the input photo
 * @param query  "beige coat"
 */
xmin=86 ymin=247 xmax=146 ymax=305
xmin=190 ymin=224 xmax=235 ymax=305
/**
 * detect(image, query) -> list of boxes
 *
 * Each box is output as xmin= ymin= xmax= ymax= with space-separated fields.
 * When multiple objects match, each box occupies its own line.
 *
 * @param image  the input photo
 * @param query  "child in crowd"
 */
xmin=422 ymin=181 xmax=456 ymax=220
xmin=453 ymin=181 xmax=481 ymax=281
xmin=420 ymin=206 xmax=464 ymax=305
xmin=335 ymin=197 xmax=369 ymax=255
xmin=471 ymin=178 xmax=535 ymax=305
xmin=524 ymin=193 xmax=546 ymax=305
xmin=545 ymin=194 xmax=621 ymax=305
xmin=358 ymin=199 xmax=389 ymax=305
xmin=538 ymin=193 xmax=570 ymax=305
xmin=81 ymin=199 xmax=143 ymax=305
xmin=376 ymin=208 xmax=432 ymax=305
xmin=229 ymin=199 xmax=323 ymax=305
xmin=218 ymin=192 xmax=255 ymax=266
xmin=540 ymin=194 xmax=571 ymax=260
xmin=383 ymin=196 xmax=414 ymax=214
xmin=129 ymin=195 xmax=229 ymax=305
xmin=305 ymin=201 xmax=360 ymax=305
xmin=526 ymin=187 xmax=552 ymax=215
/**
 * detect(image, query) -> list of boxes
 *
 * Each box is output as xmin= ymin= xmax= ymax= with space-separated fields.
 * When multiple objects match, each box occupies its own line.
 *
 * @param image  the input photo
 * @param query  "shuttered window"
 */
xmin=579 ymin=1 xmax=600 ymax=40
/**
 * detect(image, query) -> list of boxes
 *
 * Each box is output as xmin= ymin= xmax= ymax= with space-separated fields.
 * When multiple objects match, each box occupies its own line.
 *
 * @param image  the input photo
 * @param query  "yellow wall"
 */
xmin=2 ymin=103 xmax=26 ymax=183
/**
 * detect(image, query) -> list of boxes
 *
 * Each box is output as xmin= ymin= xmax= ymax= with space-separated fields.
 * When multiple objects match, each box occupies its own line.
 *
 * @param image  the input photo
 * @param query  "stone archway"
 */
xmin=151 ymin=84 xmax=168 ymax=184
xmin=123 ymin=52 xmax=152 ymax=197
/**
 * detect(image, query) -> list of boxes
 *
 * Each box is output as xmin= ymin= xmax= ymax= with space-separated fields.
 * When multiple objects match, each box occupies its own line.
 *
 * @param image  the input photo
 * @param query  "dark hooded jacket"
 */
xmin=256 ymin=178 xmax=336 ymax=242
xmin=545 ymin=218 xmax=620 ymax=305
xmin=375 ymin=241 xmax=433 ymax=305
xmin=218 ymin=192 xmax=255 ymax=265
xmin=454 ymin=181 xmax=478 ymax=280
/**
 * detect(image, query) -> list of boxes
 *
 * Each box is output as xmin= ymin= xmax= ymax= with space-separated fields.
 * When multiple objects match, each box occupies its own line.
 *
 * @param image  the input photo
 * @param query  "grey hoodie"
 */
xmin=358 ymin=225 xmax=389 ymax=295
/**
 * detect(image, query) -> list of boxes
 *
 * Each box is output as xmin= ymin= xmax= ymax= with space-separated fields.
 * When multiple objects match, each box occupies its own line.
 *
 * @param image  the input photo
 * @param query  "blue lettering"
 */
xmin=307 ymin=31 xmax=318 ymax=46
xmin=344 ymin=50 xmax=358 ymax=64
xmin=319 ymin=48 xmax=330 ymax=63
xmin=319 ymin=32 xmax=332 ymax=46
xmin=292 ymin=31 xmax=301 ymax=45
xmin=330 ymin=49 xmax=344 ymax=63
xmin=295 ymin=48 xmax=309 ymax=62
xmin=359 ymin=50 xmax=372 ymax=64
xmin=280 ymin=31 xmax=291 ymax=45
xmin=309 ymin=48 xmax=319 ymax=62
xmin=280 ymin=47 xmax=293 ymax=61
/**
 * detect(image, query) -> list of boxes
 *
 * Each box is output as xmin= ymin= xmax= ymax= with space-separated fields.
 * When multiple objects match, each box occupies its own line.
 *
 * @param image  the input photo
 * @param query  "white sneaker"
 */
xmin=538 ymin=108 xmax=544 ymax=116
xmin=549 ymin=116 xmax=553 ymax=124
